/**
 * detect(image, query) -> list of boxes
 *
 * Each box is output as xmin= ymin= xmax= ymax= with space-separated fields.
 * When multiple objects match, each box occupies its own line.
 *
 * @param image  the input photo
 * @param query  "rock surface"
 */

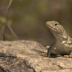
xmin=0 ymin=40 xmax=72 ymax=72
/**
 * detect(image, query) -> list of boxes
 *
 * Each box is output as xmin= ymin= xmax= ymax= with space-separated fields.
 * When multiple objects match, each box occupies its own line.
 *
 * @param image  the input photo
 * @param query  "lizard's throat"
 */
xmin=55 ymin=34 xmax=70 ymax=43
xmin=51 ymin=31 xmax=68 ymax=42
xmin=49 ymin=29 xmax=70 ymax=42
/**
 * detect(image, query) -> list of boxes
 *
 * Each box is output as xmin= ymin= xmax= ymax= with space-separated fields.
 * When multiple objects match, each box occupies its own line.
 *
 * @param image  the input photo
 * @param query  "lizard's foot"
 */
xmin=41 ymin=53 xmax=46 ymax=57
xmin=64 ymin=55 xmax=71 ymax=58
xmin=41 ymin=53 xmax=51 ymax=57
xmin=64 ymin=52 xmax=72 ymax=58
xmin=45 ymin=54 xmax=50 ymax=57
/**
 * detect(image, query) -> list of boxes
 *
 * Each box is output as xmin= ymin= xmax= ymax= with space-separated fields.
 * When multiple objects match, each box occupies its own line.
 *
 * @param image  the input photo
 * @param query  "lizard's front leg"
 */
xmin=47 ymin=42 xmax=56 ymax=57
xmin=47 ymin=46 xmax=51 ymax=57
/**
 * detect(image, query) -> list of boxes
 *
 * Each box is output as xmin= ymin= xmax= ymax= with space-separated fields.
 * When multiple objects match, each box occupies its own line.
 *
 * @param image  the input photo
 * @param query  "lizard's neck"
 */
xmin=56 ymin=35 xmax=70 ymax=43
xmin=52 ymin=30 xmax=71 ymax=43
xmin=57 ymin=34 xmax=72 ymax=45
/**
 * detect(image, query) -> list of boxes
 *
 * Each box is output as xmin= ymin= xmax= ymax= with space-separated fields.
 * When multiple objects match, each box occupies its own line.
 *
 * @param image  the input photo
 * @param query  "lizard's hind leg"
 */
xmin=64 ymin=52 xmax=72 ymax=58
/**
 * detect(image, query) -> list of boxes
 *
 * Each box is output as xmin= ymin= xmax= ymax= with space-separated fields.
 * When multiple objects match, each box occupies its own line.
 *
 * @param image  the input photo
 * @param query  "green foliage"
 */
xmin=0 ymin=0 xmax=72 ymax=45
xmin=7 ymin=0 xmax=12 ymax=9
xmin=0 ymin=0 xmax=12 ymax=10
xmin=0 ymin=16 xmax=12 ymax=29
xmin=0 ymin=0 xmax=18 ymax=40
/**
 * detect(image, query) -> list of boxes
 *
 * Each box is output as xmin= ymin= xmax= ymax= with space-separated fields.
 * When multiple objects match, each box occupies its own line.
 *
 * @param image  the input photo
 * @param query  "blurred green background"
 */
xmin=0 ymin=0 xmax=72 ymax=46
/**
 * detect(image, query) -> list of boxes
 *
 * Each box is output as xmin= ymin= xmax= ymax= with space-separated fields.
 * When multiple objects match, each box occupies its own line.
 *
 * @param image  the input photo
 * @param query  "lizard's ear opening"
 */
xmin=55 ymin=24 xmax=57 ymax=26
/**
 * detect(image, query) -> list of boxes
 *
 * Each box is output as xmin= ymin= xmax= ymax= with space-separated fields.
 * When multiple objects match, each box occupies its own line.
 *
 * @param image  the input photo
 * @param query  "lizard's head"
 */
xmin=46 ymin=21 xmax=67 ymax=39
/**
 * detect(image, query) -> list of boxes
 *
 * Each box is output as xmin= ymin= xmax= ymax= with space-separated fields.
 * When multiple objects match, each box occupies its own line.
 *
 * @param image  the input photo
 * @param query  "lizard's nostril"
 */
xmin=46 ymin=22 xmax=48 ymax=25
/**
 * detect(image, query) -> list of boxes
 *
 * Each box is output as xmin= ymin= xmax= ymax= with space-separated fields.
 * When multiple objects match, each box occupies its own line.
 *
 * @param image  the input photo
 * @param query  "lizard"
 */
xmin=34 ymin=21 xmax=72 ymax=58
xmin=46 ymin=21 xmax=72 ymax=58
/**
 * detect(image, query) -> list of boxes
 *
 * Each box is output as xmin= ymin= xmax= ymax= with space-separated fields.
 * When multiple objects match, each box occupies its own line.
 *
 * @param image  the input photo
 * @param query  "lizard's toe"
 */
xmin=64 ymin=55 xmax=70 ymax=58
xmin=64 ymin=55 xmax=72 ymax=58
xmin=41 ymin=53 xmax=50 ymax=57
xmin=42 ymin=53 xmax=45 ymax=57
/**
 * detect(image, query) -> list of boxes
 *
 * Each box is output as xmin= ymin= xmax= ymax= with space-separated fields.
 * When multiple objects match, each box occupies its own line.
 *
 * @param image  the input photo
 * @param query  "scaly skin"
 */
xmin=46 ymin=21 xmax=72 ymax=57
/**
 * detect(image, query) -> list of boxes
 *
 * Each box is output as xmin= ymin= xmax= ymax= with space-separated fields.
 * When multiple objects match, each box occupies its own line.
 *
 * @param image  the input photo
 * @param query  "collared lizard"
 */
xmin=46 ymin=21 xmax=72 ymax=58
xmin=34 ymin=21 xmax=72 ymax=58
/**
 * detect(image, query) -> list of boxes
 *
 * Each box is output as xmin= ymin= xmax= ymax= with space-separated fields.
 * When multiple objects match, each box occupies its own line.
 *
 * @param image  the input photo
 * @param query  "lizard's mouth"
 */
xmin=46 ymin=24 xmax=57 ymax=32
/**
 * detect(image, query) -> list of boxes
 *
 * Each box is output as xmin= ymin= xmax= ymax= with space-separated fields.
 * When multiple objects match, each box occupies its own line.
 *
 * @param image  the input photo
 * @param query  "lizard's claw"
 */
xmin=64 ymin=55 xmax=72 ymax=58
xmin=41 ymin=53 xmax=51 ymax=57
xmin=64 ymin=52 xmax=72 ymax=58
xmin=41 ymin=53 xmax=47 ymax=57
xmin=42 ymin=53 xmax=45 ymax=57
xmin=47 ymin=55 xmax=51 ymax=58
xmin=64 ymin=55 xmax=70 ymax=58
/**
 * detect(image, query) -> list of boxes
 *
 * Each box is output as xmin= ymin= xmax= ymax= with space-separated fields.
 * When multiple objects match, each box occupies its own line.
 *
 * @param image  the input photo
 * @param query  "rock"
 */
xmin=0 ymin=40 xmax=72 ymax=72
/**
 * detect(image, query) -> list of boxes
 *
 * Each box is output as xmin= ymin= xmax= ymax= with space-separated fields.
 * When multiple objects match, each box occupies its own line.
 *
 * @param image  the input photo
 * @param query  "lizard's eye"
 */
xmin=55 ymin=24 xmax=57 ymax=26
